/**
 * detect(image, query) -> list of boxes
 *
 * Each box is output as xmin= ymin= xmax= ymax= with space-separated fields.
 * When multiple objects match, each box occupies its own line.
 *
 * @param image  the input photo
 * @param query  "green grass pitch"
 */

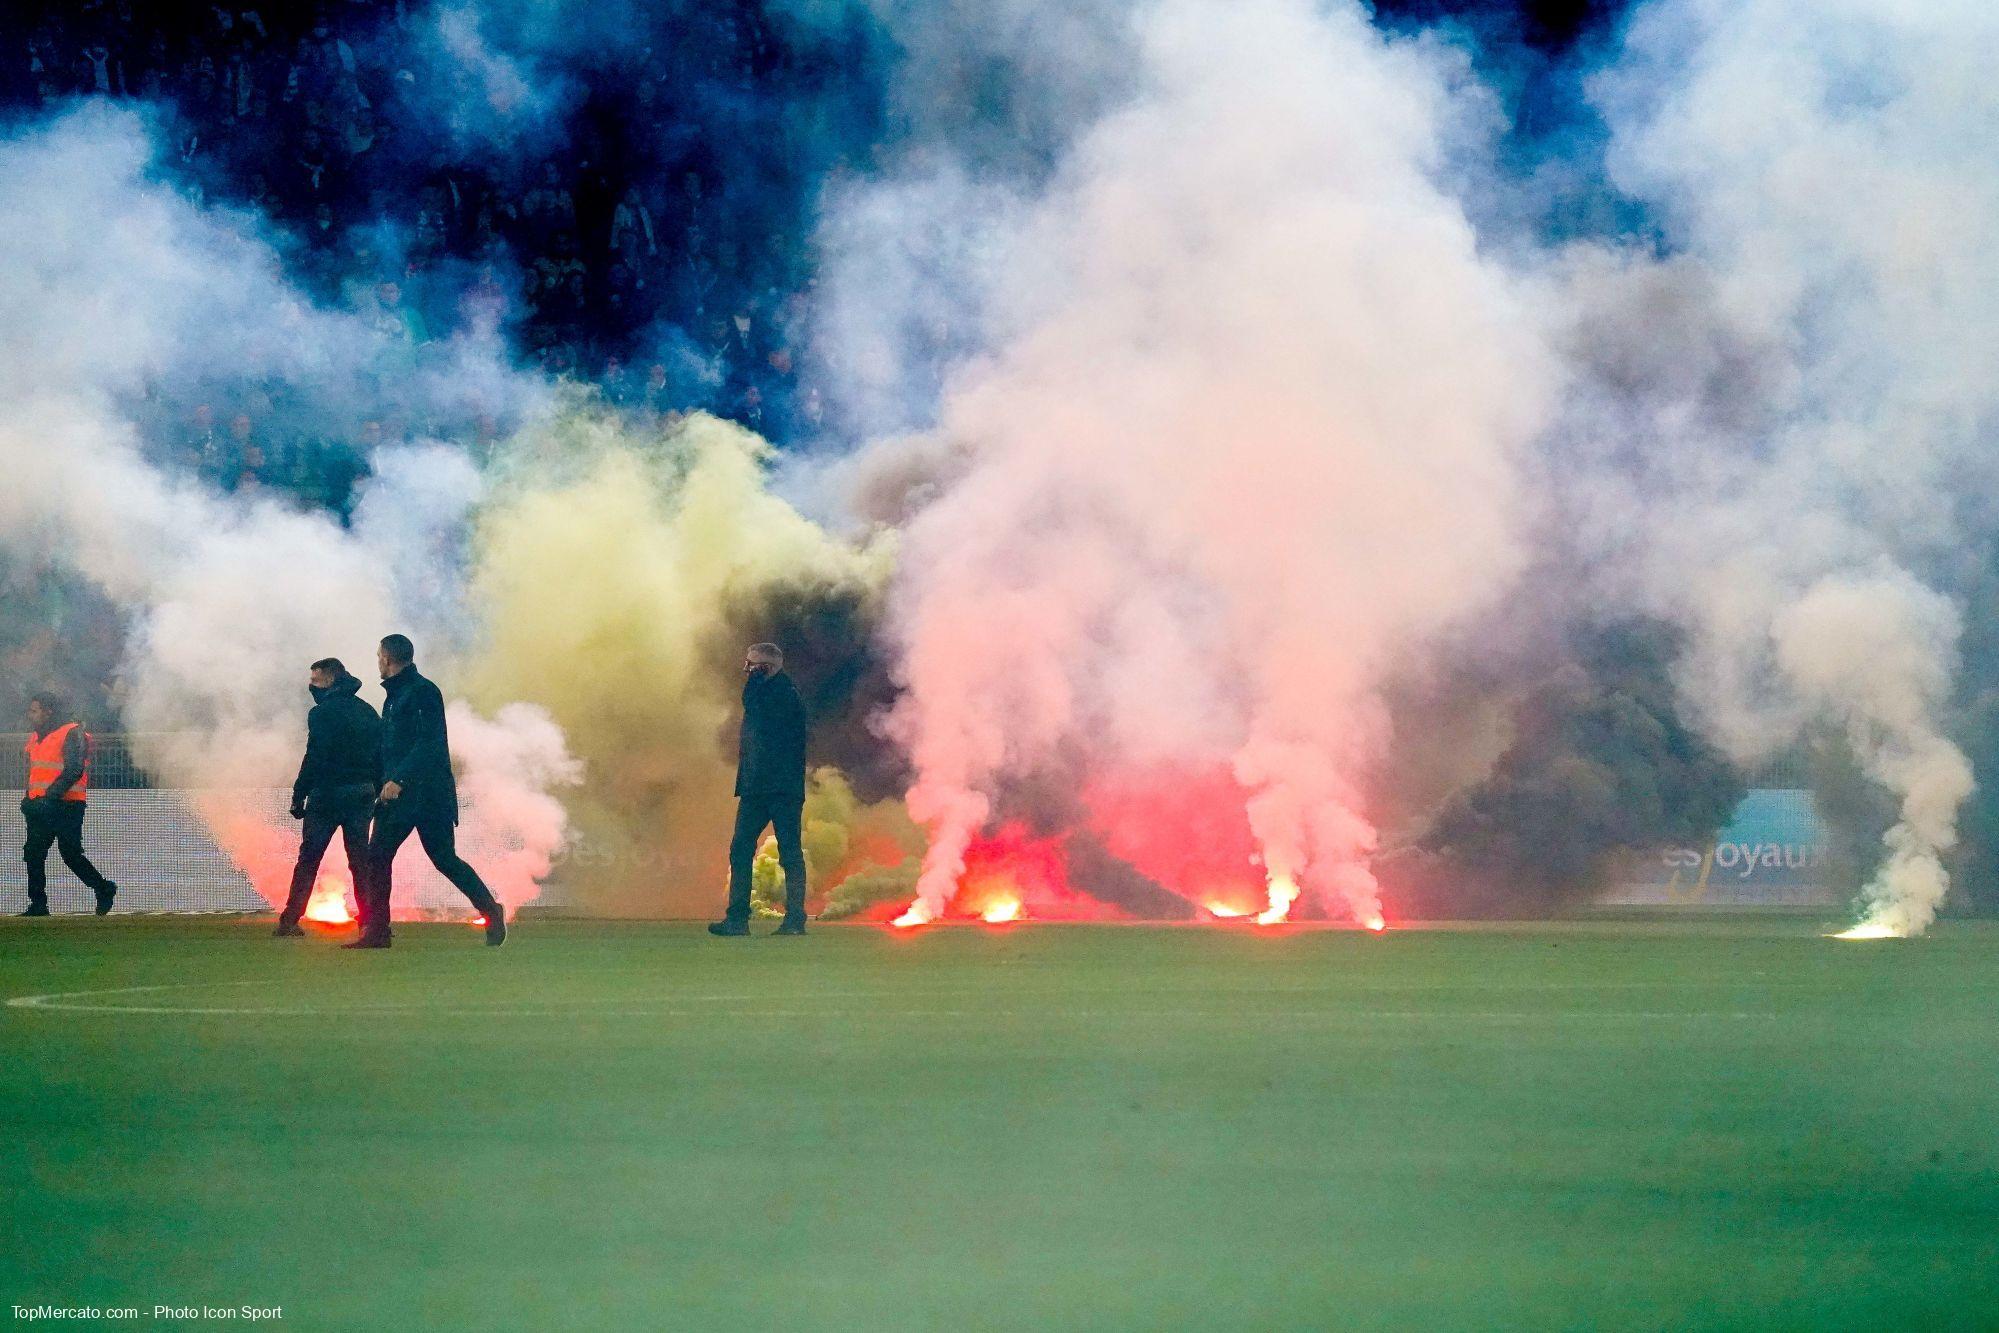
xmin=3 ymin=915 xmax=1996 ymax=1330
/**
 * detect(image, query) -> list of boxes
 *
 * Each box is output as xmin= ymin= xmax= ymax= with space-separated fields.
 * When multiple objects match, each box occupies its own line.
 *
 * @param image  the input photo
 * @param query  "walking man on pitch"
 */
xmin=347 ymin=634 xmax=506 ymax=949
xmin=274 ymin=658 xmax=380 ymax=938
xmin=16 ymin=693 xmax=117 ymax=916
xmin=710 ymin=642 xmax=809 ymax=937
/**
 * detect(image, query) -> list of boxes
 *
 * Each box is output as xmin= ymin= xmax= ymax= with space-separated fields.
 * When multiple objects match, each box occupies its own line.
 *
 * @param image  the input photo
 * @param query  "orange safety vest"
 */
xmin=24 ymin=723 xmax=89 ymax=802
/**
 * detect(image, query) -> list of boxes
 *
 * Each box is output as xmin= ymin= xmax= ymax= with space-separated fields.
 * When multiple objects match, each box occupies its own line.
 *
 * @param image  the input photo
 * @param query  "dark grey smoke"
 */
xmin=1403 ymin=620 xmax=1745 ymax=915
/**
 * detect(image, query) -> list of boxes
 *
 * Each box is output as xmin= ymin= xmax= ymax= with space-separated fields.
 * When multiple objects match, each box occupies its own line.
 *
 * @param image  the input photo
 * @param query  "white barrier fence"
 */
xmin=0 ymin=788 xmax=543 ymax=917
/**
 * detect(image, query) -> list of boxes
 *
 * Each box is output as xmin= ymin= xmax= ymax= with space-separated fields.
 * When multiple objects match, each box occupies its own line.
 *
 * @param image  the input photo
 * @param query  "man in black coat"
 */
xmin=274 ymin=658 xmax=380 ymax=937
xmin=710 ymin=642 xmax=809 ymax=937
xmin=347 ymin=634 xmax=505 ymax=949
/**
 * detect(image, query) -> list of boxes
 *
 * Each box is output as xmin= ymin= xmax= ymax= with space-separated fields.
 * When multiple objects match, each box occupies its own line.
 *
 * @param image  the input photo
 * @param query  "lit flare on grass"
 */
xmin=981 ymin=896 xmax=1023 ymax=924
xmin=1206 ymin=900 xmax=1249 ymax=919
xmin=302 ymin=876 xmax=353 ymax=925
xmin=1364 ymin=913 xmax=1387 ymax=932
xmin=893 ymin=900 xmax=937 ymax=928
xmin=1831 ymin=922 xmax=1905 ymax=940
xmin=1254 ymin=874 xmax=1299 ymax=925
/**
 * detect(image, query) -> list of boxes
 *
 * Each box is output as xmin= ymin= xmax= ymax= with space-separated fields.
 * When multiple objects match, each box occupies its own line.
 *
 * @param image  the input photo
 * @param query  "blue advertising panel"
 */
xmin=1600 ymin=788 xmax=1841 ymax=907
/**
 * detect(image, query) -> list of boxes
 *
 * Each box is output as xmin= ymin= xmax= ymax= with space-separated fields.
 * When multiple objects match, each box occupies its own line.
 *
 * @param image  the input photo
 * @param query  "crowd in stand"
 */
xmin=5 ymin=0 xmax=870 ymax=514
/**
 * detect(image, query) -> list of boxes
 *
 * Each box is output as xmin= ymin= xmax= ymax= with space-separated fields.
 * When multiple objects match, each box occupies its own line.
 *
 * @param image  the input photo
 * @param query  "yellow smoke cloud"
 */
xmin=464 ymin=404 xmax=895 ymax=915
xmin=750 ymin=767 xmax=926 ymax=919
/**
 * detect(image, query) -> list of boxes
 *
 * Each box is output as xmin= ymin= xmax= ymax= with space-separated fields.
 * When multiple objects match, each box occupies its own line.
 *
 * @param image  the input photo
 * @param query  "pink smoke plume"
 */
xmin=862 ymin=0 xmax=1554 ymax=923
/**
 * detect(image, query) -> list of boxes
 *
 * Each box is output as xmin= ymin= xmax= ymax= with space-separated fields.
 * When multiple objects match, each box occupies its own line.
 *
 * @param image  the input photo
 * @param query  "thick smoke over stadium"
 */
xmin=1 ymin=0 xmax=1993 ymax=932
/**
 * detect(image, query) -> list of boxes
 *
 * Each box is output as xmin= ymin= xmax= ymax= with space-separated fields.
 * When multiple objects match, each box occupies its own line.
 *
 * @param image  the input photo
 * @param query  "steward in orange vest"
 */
xmin=17 ymin=693 xmax=117 ymax=917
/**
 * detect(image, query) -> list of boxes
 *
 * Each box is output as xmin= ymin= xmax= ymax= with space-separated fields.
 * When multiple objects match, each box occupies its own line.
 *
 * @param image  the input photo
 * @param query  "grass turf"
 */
xmin=2 ymin=916 xmax=1996 ymax=1330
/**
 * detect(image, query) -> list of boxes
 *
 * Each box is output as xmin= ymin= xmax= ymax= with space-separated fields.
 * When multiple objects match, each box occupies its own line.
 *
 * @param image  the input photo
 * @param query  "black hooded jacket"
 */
xmin=292 ymin=672 xmax=382 ymax=807
xmin=735 ymin=669 xmax=808 ymax=799
xmin=379 ymin=664 xmax=458 ymax=820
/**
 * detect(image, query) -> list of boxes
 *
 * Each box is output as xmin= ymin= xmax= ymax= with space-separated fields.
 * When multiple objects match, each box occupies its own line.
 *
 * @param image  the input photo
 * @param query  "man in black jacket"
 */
xmin=709 ymin=642 xmax=809 ymax=937
xmin=275 ymin=658 xmax=380 ymax=938
xmin=17 ymin=693 xmax=117 ymax=916
xmin=347 ymin=634 xmax=506 ymax=949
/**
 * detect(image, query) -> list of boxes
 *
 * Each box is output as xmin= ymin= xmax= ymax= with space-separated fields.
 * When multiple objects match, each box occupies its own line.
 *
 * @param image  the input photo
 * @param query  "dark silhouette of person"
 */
xmin=347 ymin=634 xmax=505 ymax=948
xmin=16 ymin=692 xmax=117 ymax=916
xmin=275 ymin=657 xmax=380 ymax=937
xmin=710 ymin=642 xmax=809 ymax=937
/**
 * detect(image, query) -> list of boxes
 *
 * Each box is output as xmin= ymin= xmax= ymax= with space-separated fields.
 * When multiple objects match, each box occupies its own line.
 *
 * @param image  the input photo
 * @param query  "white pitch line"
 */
xmin=5 ymin=981 xmax=1778 ymax=1021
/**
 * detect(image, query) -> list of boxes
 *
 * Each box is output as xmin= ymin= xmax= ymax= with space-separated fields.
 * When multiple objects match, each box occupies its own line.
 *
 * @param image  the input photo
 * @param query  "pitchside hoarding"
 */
xmin=1599 ymin=788 xmax=1841 ymax=907
xmin=0 ymin=788 xmax=533 ymax=915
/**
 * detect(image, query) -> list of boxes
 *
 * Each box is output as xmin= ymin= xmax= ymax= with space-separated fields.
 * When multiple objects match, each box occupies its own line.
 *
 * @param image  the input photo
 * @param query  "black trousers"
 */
xmin=361 ymin=799 xmax=498 ymax=940
xmin=21 ymin=799 xmax=113 ymax=908
xmin=280 ymin=783 xmax=376 ymax=928
xmin=726 ymin=792 xmax=807 ymax=924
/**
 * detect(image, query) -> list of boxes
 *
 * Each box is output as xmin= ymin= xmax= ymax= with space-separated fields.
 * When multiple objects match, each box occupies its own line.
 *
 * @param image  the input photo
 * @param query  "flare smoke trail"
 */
xmin=838 ymin=0 xmax=1554 ymax=924
xmin=1554 ymin=0 xmax=1999 ymax=934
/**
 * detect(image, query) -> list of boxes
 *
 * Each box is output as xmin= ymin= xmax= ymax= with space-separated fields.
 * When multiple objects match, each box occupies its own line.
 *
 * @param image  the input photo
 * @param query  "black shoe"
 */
xmin=341 ymin=935 xmax=391 ymax=950
xmin=484 ymin=905 xmax=507 ymax=947
xmin=773 ymin=919 xmax=808 ymax=936
xmin=707 ymin=920 xmax=750 ymax=937
xmin=273 ymin=921 xmax=306 ymax=938
xmin=17 ymin=903 xmax=49 ymax=917
xmin=94 ymin=881 xmax=117 ymax=916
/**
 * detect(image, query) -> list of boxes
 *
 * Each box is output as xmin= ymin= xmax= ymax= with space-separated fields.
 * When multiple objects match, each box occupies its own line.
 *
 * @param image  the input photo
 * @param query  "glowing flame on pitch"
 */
xmin=1364 ymin=914 xmax=1387 ymax=933
xmin=1206 ymin=900 xmax=1250 ymax=918
xmin=1255 ymin=875 xmax=1299 ymax=925
xmin=981 ymin=897 xmax=1023 ymax=923
xmin=302 ymin=876 xmax=353 ymax=925
xmin=1831 ymin=922 xmax=1905 ymax=940
xmin=892 ymin=901 xmax=936 ymax=928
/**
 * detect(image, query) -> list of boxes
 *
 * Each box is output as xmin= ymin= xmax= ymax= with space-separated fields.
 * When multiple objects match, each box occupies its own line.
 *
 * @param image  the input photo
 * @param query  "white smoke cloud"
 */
xmin=392 ymin=3 xmax=582 ymax=156
xmin=0 ymin=103 xmax=577 ymax=915
xmin=1555 ymin=0 xmax=1999 ymax=933
xmin=351 ymin=443 xmax=487 ymax=651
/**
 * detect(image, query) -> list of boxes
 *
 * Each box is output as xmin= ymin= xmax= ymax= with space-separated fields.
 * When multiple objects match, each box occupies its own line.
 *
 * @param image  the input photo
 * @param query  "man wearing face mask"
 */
xmin=274 ymin=658 xmax=381 ymax=938
xmin=710 ymin=642 xmax=810 ymax=937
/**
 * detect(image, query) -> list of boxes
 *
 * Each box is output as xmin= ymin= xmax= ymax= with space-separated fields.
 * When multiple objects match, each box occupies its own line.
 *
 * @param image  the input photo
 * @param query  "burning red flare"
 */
xmin=891 ymin=901 xmax=935 ymax=928
xmin=1254 ymin=875 xmax=1299 ymax=924
xmin=891 ymin=823 xmax=1121 ymax=925
xmin=1085 ymin=765 xmax=1265 ymax=911
xmin=303 ymin=875 xmax=353 ymax=925
xmin=981 ymin=896 xmax=1023 ymax=923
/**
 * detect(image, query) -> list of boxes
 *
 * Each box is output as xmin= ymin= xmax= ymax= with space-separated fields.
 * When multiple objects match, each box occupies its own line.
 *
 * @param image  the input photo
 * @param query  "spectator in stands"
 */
xmin=228 ymin=409 xmax=257 ymax=458
xmin=3 ymin=0 xmax=844 ymax=505
xmin=602 ymin=355 xmax=631 ymax=406
xmin=371 ymin=280 xmax=425 ymax=343
xmin=640 ymin=362 xmax=672 ymax=419
xmin=185 ymin=402 xmax=221 ymax=471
